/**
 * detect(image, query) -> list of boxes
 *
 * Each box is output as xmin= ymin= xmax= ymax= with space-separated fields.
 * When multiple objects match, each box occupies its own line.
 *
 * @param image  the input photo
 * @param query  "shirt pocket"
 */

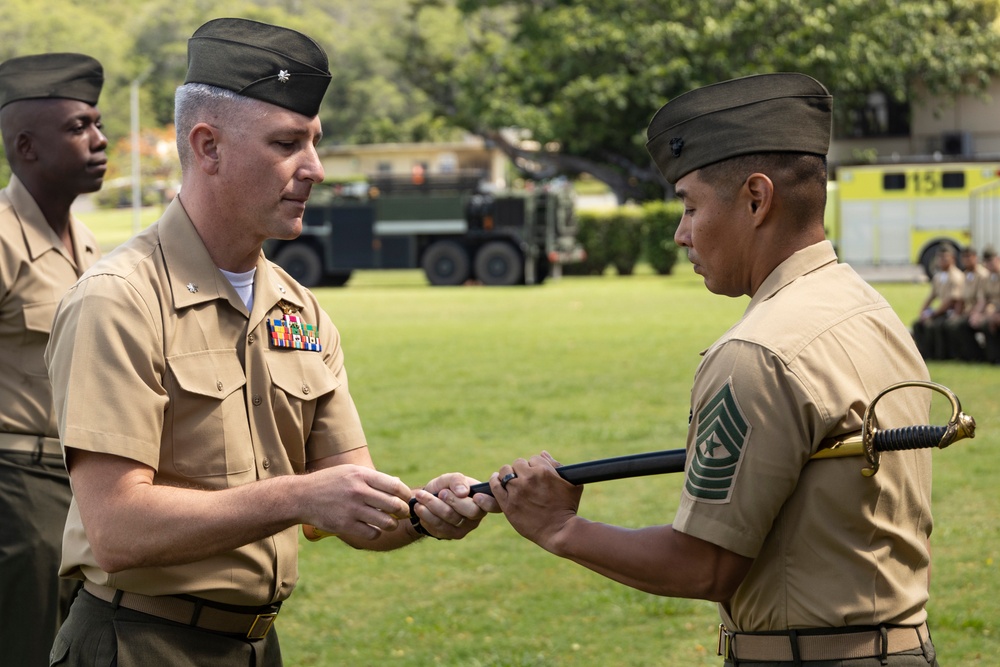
xmin=166 ymin=350 xmax=253 ymax=480
xmin=266 ymin=352 xmax=340 ymax=465
xmin=21 ymin=300 xmax=57 ymax=376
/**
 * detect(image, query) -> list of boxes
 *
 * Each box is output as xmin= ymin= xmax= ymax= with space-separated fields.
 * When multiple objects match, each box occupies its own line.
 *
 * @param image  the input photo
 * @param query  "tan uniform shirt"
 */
xmin=983 ymin=270 xmax=1000 ymax=313
xmin=0 ymin=175 xmax=100 ymax=438
xmin=674 ymin=241 xmax=933 ymax=631
xmin=963 ymin=264 xmax=991 ymax=311
xmin=46 ymin=198 xmax=367 ymax=606
xmin=930 ymin=264 xmax=964 ymax=310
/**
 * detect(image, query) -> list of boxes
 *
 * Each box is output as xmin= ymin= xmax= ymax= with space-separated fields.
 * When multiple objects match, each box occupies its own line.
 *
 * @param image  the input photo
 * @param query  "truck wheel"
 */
xmin=475 ymin=241 xmax=523 ymax=286
xmin=918 ymin=241 xmax=961 ymax=279
xmin=273 ymin=243 xmax=323 ymax=287
xmin=327 ymin=271 xmax=352 ymax=287
xmin=422 ymin=241 xmax=470 ymax=286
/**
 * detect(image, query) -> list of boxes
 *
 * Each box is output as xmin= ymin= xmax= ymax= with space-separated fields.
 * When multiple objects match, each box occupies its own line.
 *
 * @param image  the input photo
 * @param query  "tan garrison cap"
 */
xmin=0 ymin=53 xmax=103 ymax=109
xmin=646 ymin=73 xmax=832 ymax=184
xmin=185 ymin=17 xmax=332 ymax=118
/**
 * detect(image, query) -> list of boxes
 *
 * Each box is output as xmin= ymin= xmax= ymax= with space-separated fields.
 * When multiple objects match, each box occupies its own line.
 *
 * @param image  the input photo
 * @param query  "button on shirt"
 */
xmin=46 ymin=197 xmax=367 ymax=606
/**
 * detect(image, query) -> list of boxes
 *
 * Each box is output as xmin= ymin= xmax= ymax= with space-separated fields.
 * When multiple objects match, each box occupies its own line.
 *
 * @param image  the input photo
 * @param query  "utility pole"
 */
xmin=130 ymin=66 xmax=154 ymax=235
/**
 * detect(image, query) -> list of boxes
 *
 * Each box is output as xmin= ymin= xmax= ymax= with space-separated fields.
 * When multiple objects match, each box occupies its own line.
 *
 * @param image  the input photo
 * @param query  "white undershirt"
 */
xmin=219 ymin=267 xmax=256 ymax=311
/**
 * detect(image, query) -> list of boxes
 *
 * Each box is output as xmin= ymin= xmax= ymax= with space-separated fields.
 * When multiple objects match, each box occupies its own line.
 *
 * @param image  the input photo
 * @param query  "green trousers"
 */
xmin=0 ymin=451 xmax=81 ymax=667
xmin=49 ymin=589 xmax=283 ymax=666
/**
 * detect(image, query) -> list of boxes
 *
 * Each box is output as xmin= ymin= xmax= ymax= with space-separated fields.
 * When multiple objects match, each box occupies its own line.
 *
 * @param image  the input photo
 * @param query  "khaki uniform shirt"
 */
xmin=0 ymin=175 xmax=99 ymax=438
xmin=930 ymin=265 xmax=964 ymax=309
xmin=674 ymin=241 xmax=933 ymax=631
xmin=46 ymin=198 xmax=367 ymax=606
xmin=963 ymin=264 xmax=990 ymax=311
xmin=983 ymin=271 xmax=1000 ymax=314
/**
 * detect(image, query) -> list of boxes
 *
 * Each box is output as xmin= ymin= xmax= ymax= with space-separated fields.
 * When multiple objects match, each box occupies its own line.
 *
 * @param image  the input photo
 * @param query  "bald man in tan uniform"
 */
xmin=44 ymin=19 xmax=495 ymax=666
xmin=0 ymin=53 xmax=106 ymax=667
xmin=492 ymin=74 xmax=937 ymax=666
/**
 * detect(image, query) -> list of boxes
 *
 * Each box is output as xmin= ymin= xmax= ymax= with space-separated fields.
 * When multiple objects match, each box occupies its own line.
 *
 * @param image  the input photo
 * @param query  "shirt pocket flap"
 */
xmin=168 ymin=350 xmax=247 ymax=400
xmin=267 ymin=353 xmax=340 ymax=400
xmin=23 ymin=300 xmax=58 ymax=334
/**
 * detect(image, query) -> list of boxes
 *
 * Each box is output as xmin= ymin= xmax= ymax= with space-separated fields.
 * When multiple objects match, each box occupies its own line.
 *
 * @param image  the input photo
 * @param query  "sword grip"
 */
xmin=872 ymin=425 xmax=947 ymax=451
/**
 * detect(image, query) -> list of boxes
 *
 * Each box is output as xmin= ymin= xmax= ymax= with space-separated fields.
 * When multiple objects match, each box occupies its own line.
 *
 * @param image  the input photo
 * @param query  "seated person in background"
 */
xmin=912 ymin=246 xmax=963 ymax=359
xmin=939 ymin=246 xmax=990 ymax=361
xmin=968 ymin=247 xmax=1000 ymax=364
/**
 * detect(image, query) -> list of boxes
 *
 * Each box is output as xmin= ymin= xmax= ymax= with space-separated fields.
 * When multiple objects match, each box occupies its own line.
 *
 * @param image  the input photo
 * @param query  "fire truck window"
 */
xmin=883 ymin=173 xmax=906 ymax=190
xmin=941 ymin=172 xmax=965 ymax=189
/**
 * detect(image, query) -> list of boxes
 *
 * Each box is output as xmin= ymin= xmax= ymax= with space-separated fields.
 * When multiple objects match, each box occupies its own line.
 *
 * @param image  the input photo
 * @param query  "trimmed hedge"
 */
xmin=605 ymin=206 xmax=645 ymax=275
xmin=565 ymin=200 xmax=683 ymax=276
xmin=642 ymin=200 xmax=683 ymax=275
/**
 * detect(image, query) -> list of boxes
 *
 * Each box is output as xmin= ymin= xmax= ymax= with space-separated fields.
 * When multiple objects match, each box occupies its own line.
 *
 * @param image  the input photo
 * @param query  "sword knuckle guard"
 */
xmin=859 ymin=380 xmax=976 ymax=477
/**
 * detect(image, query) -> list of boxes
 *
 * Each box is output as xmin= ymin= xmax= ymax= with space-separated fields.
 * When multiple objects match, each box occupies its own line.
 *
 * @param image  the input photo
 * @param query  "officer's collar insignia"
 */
xmin=186 ymin=282 xmax=199 ymax=293
xmin=267 ymin=308 xmax=321 ymax=352
xmin=278 ymin=69 xmax=290 ymax=83
xmin=685 ymin=379 xmax=750 ymax=503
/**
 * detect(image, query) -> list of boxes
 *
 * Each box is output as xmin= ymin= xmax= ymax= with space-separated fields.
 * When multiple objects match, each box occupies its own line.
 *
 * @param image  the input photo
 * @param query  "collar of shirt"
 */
xmin=158 ymin=198 xmax=306 ymax=323
xmin=744 ymin=240 xmax=838 ymax=317
xmin=5 ymin=173 xmax=98 ymax=269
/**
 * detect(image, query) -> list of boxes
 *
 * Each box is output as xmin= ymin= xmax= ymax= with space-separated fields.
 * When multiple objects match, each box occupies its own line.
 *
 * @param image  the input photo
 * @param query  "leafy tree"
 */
xmin=401 ymin=0 xmax=1000 ymax=202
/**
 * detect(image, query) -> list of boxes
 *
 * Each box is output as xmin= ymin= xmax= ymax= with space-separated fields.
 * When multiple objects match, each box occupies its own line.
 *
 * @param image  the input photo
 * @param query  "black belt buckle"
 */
xmin=247 ymin=612 xmax=277 ymax=640
xmin=717 ymin=623 xmax=734 ymax=659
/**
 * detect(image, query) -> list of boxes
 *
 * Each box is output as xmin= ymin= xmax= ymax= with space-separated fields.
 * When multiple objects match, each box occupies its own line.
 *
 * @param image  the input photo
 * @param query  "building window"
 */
xmin=941 ymin=172 xmax=965 ymax=189
xmin=883 ymin=173 xmax=906 ymax=190
xmin=840 ymin=90 xmax=911 ymax=138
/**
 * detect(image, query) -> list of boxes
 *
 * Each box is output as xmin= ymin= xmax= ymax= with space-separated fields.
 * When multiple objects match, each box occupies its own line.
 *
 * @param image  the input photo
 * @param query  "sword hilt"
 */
xmin=872 ymin=425 xmax=948 ymax=452
xmin=860 ymin=380 xmax=975 ymax=476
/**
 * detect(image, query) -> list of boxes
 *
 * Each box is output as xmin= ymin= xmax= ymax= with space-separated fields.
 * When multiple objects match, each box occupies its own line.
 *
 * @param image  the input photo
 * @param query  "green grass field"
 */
xmin=84 ymin=212 xmax=998 ymax=665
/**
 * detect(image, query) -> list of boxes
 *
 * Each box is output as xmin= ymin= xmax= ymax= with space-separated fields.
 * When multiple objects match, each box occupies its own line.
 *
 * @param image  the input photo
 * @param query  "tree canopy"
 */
xmin=401 ymin=0 xmax=1000 ymax=201
xmin=2 ymin=0 xmax=999 ymax=199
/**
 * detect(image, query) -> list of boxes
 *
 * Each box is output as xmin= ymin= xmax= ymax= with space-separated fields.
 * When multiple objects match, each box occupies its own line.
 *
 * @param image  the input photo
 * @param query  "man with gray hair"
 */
xmin=0 ymin=52 xmax=106 ymax=667
xmin=46 ymin=18 xmax=495 ymax=665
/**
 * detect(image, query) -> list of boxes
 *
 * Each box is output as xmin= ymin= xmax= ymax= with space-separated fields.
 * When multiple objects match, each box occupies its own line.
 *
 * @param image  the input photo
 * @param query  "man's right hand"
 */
xmin=303 ymin=464 xmax=411 ymax=541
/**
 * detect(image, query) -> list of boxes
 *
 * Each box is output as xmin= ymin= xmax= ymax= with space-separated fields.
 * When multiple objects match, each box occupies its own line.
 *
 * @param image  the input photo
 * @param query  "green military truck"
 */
xmin=266 ymin=175 xmax=584 ymax=287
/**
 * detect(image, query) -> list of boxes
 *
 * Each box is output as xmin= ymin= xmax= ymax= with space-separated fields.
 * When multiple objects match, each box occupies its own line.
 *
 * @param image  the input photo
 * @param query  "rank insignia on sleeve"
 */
xmin=267 ymin=313 xmax=322 ymax=351
xmin=684 ymin=379 xmax=751 ymax=503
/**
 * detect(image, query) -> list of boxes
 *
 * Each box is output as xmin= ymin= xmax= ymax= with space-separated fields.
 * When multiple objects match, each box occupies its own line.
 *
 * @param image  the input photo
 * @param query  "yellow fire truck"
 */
xmin=830 ymin=161 xmax=1000 ymax=276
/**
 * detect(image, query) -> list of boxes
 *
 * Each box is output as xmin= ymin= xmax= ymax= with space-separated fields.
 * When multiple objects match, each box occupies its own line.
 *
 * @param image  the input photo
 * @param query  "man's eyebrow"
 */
xmin=674 ymin=188 xmax=687 ymax=200
xmin=271 ymin=125 xmax=323 ymax=143
xmin=67 ymin=112 xmax=100 ymax=125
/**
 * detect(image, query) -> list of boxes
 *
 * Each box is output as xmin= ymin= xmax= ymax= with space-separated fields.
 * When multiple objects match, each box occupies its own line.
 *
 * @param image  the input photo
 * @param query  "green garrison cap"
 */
xmin=0 ymin=53 xmax=103 ymax=109
xmin=185 ymin=17 xmax=331 ymax=118
xmin=645 ymin=73 xmax=832 ymax=184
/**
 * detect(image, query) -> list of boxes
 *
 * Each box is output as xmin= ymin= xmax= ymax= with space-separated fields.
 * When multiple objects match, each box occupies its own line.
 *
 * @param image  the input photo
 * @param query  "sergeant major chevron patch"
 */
xmin=685 ymin=379 xmax=750 ymax=503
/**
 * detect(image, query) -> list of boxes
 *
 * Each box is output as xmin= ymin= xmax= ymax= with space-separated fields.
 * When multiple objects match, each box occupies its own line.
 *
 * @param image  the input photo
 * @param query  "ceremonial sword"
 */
xmin=463 ymin=379 xmax=975 ymax=498
xmin=306 ymin=381 xmax=975 ymax=540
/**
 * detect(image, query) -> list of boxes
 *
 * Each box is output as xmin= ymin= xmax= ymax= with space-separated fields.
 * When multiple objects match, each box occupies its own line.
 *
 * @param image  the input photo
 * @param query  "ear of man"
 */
xmin=13 ymin=130 xmax=35 ymax=163
xmin=744 ymin=173 xmax=774 ymax=228
xmin=189 ymin=123 xmax=221 ymax=175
